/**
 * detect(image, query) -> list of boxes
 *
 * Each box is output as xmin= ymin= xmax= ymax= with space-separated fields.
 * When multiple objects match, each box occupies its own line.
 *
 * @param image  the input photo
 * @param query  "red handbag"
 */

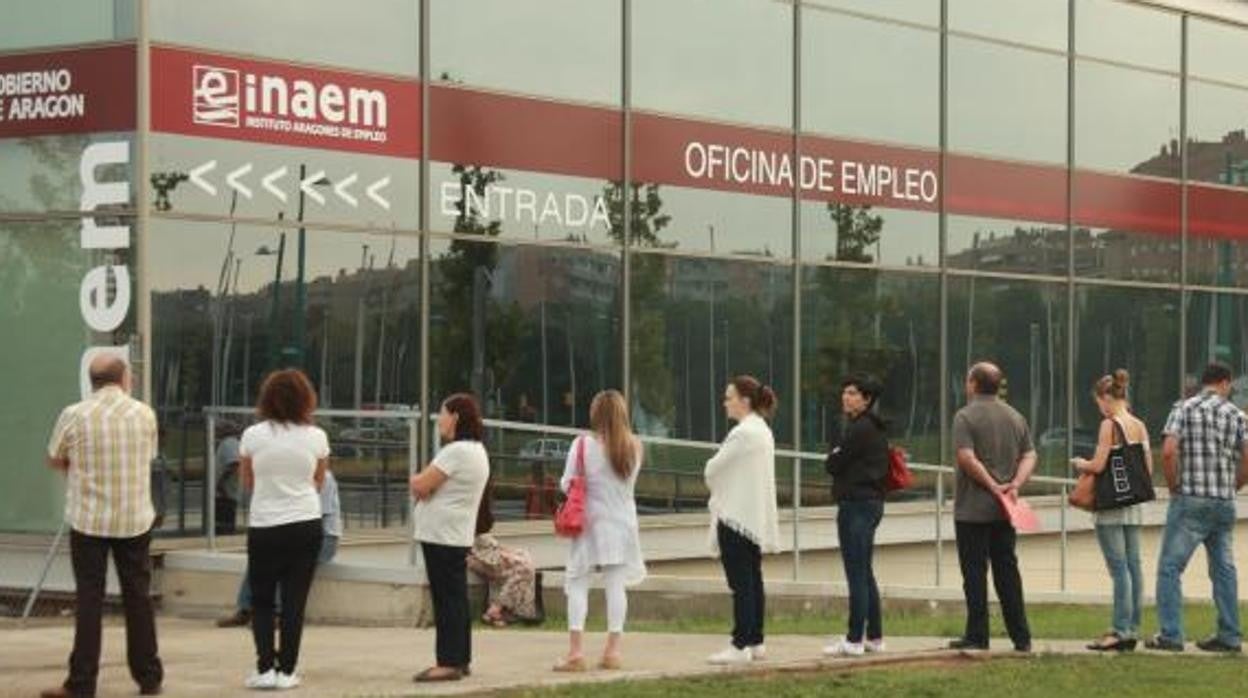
xmin=554 ymin=436 xmax=587 ymax=538
xmin=883 ymin=446 xmax=915 ymax=492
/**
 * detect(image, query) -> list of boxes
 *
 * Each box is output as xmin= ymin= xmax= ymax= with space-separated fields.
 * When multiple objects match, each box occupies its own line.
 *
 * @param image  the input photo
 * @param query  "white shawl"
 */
xmin=704 ymin=413 xmax=781 ymax=555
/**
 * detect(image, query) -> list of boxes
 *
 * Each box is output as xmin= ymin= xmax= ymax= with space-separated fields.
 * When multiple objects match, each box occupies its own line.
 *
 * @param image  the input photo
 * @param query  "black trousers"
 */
xmin=838 ymin=499 xmax=884 ymax=643
xmin=717 ymin=523 xmax=765 ymax=649
xmin=66 ymin=529 xmax=163 ymax=697
xmin=248 ymin=519 xmax=322 ymax=675
xmin=422 ymin=542 xmax=472 ymax=668
xmin=955 ymin=520 xmax=1031 ymax=648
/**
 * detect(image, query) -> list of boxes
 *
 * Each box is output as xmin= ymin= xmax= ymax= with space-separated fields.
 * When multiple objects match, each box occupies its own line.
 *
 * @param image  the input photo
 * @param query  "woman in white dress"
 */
xmin=704 ymin=375 xmax=781 ymax=665
xmin=554 ymin=389 xmax=646 ymax=672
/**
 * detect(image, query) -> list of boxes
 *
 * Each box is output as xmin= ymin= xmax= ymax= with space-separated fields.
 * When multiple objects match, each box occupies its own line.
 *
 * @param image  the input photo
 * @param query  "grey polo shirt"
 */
xmin=952 ymin=395 xmax=1034 ymax=523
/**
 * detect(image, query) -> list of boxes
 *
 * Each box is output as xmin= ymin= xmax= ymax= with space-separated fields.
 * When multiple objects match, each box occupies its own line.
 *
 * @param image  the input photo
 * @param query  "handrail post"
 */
xmin=935 ymin=471 xmax=943 ymax=587
xmin=408 ymin=414 xmax=418 ymax=566
xmin=792 ymin=456 xmax=801 ymax=581
xmin=206 ymin=410 xmax=217 ymax=553
xmin=1060 ymin=482 xmax=1068 ymax=592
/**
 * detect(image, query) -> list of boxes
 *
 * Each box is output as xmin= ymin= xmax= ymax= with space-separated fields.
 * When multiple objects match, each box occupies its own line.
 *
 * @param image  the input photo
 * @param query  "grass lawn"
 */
xmin=532 ymin=602 xmax=1248 ymax=642
xmin=500 ymin=654 xmax=1248 ymax=697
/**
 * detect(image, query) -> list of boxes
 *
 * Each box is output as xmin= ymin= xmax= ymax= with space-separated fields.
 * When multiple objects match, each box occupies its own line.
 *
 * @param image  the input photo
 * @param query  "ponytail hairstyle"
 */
xmin=590 ymin=389 xmax=639 ymax=479
xmin=730 ymin=374 xmax=778 ymax=420
xmin=1093 ymin=369 xmax=1130 ymax=401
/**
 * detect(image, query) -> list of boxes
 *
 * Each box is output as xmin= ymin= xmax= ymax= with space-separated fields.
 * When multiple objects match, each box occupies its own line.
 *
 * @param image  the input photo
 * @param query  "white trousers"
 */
xmin=566 ymin=564 xmax=629 ymax=634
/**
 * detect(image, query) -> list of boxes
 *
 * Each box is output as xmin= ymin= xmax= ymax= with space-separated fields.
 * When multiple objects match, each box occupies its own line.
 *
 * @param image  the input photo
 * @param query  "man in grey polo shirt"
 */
xmin=948 ymin=362 xmax=1036 ymax=652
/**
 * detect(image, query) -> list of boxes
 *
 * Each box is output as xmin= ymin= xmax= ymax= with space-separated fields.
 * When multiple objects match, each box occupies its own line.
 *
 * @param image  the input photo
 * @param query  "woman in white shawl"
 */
xmin=704 ymin=375 xmax=780 ymax=665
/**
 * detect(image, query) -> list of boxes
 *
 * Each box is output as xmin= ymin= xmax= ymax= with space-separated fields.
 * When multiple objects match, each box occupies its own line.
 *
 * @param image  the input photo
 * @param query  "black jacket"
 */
xmin=825 ymin=412 xmax=889 ymax=501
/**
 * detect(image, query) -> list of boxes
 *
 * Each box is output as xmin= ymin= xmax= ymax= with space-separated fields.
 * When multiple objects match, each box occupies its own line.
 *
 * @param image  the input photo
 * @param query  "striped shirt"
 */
xmin=47 ymin=386 xmax=157 ymax=537
xmin=1162 ymin=389 xmax=1246 ymax=500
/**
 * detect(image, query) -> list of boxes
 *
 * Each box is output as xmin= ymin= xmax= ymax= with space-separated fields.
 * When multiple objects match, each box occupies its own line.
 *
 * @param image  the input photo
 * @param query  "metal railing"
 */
xmin=202 ymin=406 xmax=1080 ymax=588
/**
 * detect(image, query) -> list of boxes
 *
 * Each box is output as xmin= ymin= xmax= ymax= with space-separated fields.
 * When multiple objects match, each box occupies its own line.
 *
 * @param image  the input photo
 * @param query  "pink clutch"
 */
xmin=994 ymin=490 xmax=1041 ymax=533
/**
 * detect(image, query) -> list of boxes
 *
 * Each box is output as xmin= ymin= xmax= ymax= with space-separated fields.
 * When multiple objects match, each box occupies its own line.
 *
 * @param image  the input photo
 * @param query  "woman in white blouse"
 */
xmin=704 ymin=375 xmax=780 ymax=665
xmin=553 ymin=390 xmax=646 ymax=673
xmin=409 ymin=393 xmax=491 ymax=683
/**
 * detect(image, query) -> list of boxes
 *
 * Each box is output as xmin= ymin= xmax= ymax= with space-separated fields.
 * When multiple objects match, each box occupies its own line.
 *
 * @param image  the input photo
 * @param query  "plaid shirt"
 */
xmin=47 ymin=386 xmax=157 ymax=537
xmin=1162 ymin=389 xmax=1246 ymax=500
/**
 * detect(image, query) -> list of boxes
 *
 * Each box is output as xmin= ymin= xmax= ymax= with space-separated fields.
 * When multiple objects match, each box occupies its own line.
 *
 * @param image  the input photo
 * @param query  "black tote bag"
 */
xmin=1094 ymin=419 xmax=1156 ymax=511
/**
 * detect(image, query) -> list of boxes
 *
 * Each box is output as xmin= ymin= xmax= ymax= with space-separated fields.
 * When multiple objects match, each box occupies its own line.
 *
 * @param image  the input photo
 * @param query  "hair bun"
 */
xmin=1112 ymin=369 xmax=1130 ymax=387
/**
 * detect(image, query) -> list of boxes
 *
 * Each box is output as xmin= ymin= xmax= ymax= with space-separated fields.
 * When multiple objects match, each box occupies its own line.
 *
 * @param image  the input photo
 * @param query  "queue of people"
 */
xmin=39 ymin=354 xmax=1248 ymax=696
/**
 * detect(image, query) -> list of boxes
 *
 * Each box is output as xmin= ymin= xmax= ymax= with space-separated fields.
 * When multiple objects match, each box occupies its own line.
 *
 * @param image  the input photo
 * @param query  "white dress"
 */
xmin=560 ymin=435 xmax=647 ymax=587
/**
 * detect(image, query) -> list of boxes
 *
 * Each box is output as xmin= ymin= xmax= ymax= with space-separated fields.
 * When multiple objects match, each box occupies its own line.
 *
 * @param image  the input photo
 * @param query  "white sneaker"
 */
xmin=749 ymin=644 xmax=767 ymax=661
xmin=274 ymin=672 xmax=301 ymax=690
xmin=244 ymin=669 xmax=277 ymax=690
xmin=707 ymin=645 xmax=753 ymax=665
xmin=822 ymin=637 xmax=866 ymax=657
xmin=865 ymin=638 xmax=886 ymax=653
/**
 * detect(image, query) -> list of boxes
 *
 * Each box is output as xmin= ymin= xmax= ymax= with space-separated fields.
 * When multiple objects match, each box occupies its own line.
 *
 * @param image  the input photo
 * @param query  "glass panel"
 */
xmin=632 ymin=0 xmax=792 ymax=127
xmin=1185 ymin=291 xmax=1248 ymax=410
xmin=0 ymin=0 xmax=134 ymax=50
xmin=948 ymin=37 xmax=1068 ymax=164
xmin=805 ymin=0 xmax=939 ymax=26
xmin=947 ymin=215 xmax=1068 ymax=276
xmin=638 ymin=185 xmax=792 ymax=258
xmin=150 ymin=0 xmax=418 ymax=76
xmin=1075 ymin=61 xmax=1179 ymax=176
xmin=1073 ymin=227 xmax=1180 ymax=283
xmin=800 ymin=267 xmax=941 ymax=465
xmin=800 ymin=203 xmax=937 ymax=269
xmin=431 ymin=0 xmax=620 ymax=105
xmin=148 ymin=134 xmax=419 ymax=230
xmin=1073 ymin=284 xmax=1179 ymax=450
xmin=1186 ymin=80 xmax=1248 ymax=287
xmin=1189 ymin=17 xmax=1248 ymax=88
xmin=1074 ymin=0 xmax=1179 ymax=72
xmin=149 ymin=219 xmax=423 ymax=413
xmin=428 ymin=238 xmax=622 ymax=428
xmin=0 ymin=219 xmax=136 ymax=532
xmin=0 ymin=134 xmax=136 ymax=214
xmin=629 ymin=252 xmax=794 ymax=446
xmin=802 ymin=10 xmax=939 ymax=147
xmin=948 ymin=0 xmax=1068 ymax=51
xmin=947 ymin=276 xmax=1068 ymax=476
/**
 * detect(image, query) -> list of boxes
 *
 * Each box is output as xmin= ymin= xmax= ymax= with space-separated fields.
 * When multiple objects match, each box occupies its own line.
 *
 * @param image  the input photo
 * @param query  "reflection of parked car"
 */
xmin=519 ymin=438 xmax=572 ymax=461
xmin=340 ymin=426 xmax=400 ymax=443
xmin=1037 ymin=427 xmax=1097 ymax=459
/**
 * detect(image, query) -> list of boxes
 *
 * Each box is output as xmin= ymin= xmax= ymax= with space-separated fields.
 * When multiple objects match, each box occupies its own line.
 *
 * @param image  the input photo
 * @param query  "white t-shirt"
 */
xmin=240 ymin=421 xmax=329 ymax=529
xmin=414 ymin=440 xmax=490 ymax=548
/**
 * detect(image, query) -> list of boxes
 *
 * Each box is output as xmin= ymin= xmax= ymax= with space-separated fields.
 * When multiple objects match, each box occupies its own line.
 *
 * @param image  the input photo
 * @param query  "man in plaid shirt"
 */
xmin=1148 ymin=362 xmax=1248 ymax=654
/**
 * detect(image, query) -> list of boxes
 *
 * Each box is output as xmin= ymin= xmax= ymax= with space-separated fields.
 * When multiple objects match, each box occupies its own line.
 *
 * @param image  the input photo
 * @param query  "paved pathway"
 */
xmin=1 ymin=618 xmax=1242 ymax=698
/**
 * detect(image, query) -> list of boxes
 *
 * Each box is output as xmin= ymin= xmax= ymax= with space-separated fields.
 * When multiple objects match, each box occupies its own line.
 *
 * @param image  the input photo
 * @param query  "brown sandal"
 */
xmin=598 ymin=655 xmax=622 ymax=671
xmin=413 ymin=666 xmax=465 ymax=682
xmin=552 ymin=656 xmax=587 ymax=673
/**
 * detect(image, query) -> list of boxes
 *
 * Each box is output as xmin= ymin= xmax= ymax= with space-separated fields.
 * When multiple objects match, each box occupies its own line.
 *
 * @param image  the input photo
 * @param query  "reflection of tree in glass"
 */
xmin=434 ymin=163 xmax=524 ymax=412
xmin=827 ymin=202 xmax=883 ymax=264
xmin=603 ymin=181 xmax=676 ymax=432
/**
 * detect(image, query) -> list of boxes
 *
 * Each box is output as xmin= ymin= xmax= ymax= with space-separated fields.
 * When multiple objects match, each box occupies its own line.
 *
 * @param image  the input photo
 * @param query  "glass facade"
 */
xmin=5 ymin=0 xmax=1248 ymax=534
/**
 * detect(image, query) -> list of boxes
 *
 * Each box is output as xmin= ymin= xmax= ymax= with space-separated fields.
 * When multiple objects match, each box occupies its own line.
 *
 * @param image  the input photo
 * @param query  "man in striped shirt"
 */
xmin=1148 ymin=362 xmax=1248 ymax=655
xmin=42 ymin=355 xmax=163 ymax=698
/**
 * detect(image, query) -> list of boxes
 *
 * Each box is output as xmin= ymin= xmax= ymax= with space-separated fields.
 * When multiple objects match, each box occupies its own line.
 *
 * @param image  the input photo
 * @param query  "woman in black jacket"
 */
xmin=823 ymin=373 xmax=889 ymax=657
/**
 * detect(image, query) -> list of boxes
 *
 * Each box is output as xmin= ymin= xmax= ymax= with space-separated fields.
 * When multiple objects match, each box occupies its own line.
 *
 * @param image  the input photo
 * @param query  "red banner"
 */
xmin=150 ymin=45 xmax=420 ymax=158
xmin=0 ymin=44 xmax=135 ymax=139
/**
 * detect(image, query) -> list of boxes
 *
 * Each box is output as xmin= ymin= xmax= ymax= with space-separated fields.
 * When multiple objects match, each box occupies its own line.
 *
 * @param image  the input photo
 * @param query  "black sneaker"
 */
xmin=948 ymin=638 xmax=989 ymax=651
xmin=1144 ymin=634 xmax=1185 ymax=652
xmin=1195 ymin=636 xmax=1242 ymax=654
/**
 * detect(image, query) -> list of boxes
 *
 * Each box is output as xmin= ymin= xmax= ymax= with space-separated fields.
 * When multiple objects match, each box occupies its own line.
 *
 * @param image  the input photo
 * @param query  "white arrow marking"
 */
xmin=300 ymin=170 xmax=327 ymax=205
xmin=262 ymin=166 xmax=288 ymax=203
xmin=366 ymin=175 xmax=391 ymax=210
xmin=226 ymin=163 xmax=253 ymax=199
xmin=189 ymin=160 xmax=217 ymax=196
xmin=334 ymin=172 xmax=359 ymax=208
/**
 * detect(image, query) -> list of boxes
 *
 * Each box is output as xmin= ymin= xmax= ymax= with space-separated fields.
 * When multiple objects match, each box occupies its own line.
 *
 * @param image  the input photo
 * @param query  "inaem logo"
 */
xmin=191 ymin=62 xmax=388 ymax=130
xmin=193 ymin=64 xmax=240 ymax=127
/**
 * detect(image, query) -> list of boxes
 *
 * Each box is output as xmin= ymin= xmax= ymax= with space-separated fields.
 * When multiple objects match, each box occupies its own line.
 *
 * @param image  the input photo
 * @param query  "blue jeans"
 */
xmin=837 ymin=498 xmax=884 ymax=643
xmin=239 ymin=534 xmax=338 ymax=612
xmin=1094 ymin=523 xmax=1142 ymax=637
xmin=1155 ymin=495 xmax=1240 ymax=645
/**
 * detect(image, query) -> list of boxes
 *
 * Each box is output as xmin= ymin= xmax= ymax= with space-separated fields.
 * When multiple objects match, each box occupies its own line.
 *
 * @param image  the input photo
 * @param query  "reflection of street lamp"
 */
xmin=290 ymin=164 xmax=332 ymax=369
xmin=256 ymin=235 xmax=287 ymax=372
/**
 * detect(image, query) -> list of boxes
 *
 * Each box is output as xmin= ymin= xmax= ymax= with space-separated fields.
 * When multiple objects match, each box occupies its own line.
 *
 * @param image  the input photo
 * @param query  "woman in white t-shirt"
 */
xmin=553 ymin=389 xmax=646 ymax=673
xmin=238 ymin=369 xmax=329 ymax=691
xmin=409 ymin=393 xmax=490 ymax=683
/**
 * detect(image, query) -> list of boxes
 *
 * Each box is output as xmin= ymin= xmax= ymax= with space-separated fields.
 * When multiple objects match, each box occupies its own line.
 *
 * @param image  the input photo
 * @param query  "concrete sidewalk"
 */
xmin=1 ymin=618 xmax=1242 ymax=698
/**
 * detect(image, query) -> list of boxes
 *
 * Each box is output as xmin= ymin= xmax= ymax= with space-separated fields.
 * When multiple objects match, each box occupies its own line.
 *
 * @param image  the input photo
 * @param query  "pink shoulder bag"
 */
xmin=554 ymin=436 xmax=587 ymax=538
